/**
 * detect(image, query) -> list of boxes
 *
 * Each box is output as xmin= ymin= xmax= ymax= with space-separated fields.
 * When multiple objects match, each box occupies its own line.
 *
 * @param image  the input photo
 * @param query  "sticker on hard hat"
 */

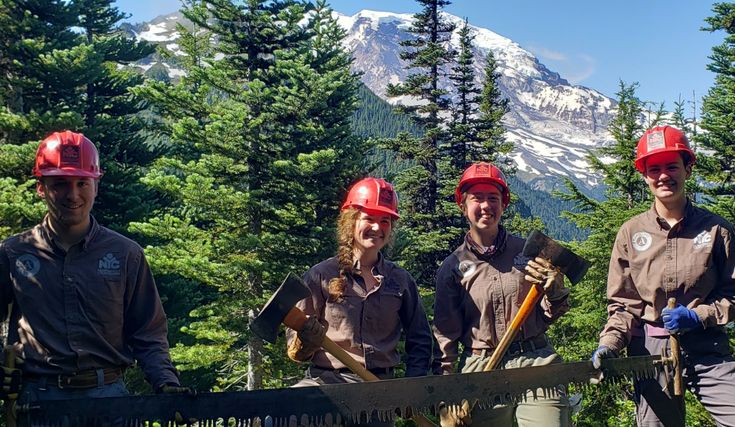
xmin=378 ymin=188 xmax=394 ymax=207
xmin=476 ymin=163 xmax=490 ymax=175
xmin=646 ymin=130 xmax=665 ymax=152
xmin=61 ymin=145 xmax=81 ymax=167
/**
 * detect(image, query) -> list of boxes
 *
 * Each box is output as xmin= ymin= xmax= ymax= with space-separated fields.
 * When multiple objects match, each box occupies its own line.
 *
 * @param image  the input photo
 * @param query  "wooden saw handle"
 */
xmin=667 ymin=298 xmax=683 ymax=397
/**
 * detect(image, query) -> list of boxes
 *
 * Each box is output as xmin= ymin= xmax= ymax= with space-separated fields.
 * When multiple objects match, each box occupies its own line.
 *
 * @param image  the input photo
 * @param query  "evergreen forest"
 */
xmin=1 ymin=0 xmax=735 ymax=425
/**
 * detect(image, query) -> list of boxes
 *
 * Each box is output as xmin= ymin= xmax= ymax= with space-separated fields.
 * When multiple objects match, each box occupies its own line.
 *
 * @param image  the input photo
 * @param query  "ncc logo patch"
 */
xmin=60 ymin=145 xmax=80 ymax=167
xmin=98 ymin=253 xmax=121 ymax=276
xmin=646 ymin=130 xmax=665 ymax=152
xmin=632 ymin=232 xmax=653 ymax=252
xmin=693 ymin=230 xmax=712 ymax=251
xmin=513 ymin=253 xmax=531 ymax=269
xmin=16 ymin=254 xmax=40 ymax=278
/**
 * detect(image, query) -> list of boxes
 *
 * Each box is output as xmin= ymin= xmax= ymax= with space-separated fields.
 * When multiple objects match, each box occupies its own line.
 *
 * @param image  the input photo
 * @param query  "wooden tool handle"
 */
xmin=667 ymin=297 xmax=683 ymax=397
xmin=484 ymin=284 xmax=543 ymax=371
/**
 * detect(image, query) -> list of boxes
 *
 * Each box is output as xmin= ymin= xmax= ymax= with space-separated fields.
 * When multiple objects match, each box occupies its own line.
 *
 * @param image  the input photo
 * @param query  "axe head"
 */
xmin=250 ymin=273 xmax=312 ymax=343
xmin=523 ymin=230 xmax=590 ymax=285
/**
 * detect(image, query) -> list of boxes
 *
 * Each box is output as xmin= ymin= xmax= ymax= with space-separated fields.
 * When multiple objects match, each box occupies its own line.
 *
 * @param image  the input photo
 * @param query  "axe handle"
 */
xmin=667 ymin=298 xmax=683 ymax=397
xmin=484 ymin=284 xmax=543 ymax=371
xmin=283 ymin=307 xmax=435 ymax=425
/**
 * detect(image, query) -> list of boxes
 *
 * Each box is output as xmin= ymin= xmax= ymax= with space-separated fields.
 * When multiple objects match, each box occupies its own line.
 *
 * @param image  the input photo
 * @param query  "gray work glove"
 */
xmin=297 ymin=316 xmax=327 ymax=349
xmin=524 ymin=257 xmax=569 ymax=301
xmin=288 ymin=316 xmax=326 ymax=362
xmin=439 ymin=399 xmax=472 ymax=427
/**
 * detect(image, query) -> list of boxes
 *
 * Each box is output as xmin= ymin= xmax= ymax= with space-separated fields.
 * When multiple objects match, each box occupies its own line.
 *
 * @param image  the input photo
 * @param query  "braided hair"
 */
xmin=328 ymin=207 xmax=361 ymax=303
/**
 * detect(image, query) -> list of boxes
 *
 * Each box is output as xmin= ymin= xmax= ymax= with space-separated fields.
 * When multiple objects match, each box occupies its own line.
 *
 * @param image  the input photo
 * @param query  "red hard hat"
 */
xmin=33 ymin=131 xmax=103 ymax=178
xmin=635 ymin=126 xmax=695 ymax=173
xmin=341 ymin=177 xmax=400 ymax=219
xmin=455 ymin=162 xmax=510 ymax=208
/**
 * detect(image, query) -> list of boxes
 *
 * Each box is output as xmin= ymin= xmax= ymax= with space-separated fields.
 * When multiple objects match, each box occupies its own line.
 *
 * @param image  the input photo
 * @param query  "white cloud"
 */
xmin=528 ymin=46 xmax=596 ymax=85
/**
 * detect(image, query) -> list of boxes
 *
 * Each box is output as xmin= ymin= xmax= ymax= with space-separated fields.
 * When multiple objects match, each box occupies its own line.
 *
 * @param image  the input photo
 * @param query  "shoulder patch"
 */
xmin=693 ymin=230 xmax=712 ymax=251
xmin=458 ymin=260 xmax=477 ymax=278
xmin=16 ymin=254 xmax=40 ymax=278
xmin=632 ymin=232 xmax=652 ymax=252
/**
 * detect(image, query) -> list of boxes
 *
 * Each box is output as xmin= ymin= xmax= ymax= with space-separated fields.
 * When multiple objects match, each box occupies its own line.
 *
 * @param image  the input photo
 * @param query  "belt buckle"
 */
xmin=57 ymin=374 xmax=67 ymax=389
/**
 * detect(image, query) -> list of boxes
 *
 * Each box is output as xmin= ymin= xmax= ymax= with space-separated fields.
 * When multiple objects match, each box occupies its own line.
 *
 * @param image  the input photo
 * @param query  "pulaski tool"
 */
xmin=484 ymin=230 xmax=590 ymax=371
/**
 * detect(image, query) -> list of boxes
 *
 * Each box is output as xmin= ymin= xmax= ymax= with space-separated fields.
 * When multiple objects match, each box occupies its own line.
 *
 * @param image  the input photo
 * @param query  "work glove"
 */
xmin=0 ymin=365 xmax=22 ymax=400
xmin=662 ymin=304 xmax=701 ymax=334
xmin=157 ymin=383 xmax=197 ymax=425
xmin=438 ymin=399 xmax=472 ymax=427
xmin=287 ymin=316 xmax=326 ymax=362
xmin=524 ymin=257 xmax=569 ymax=301
xmin=591 ymin=345 xmax=617 ymax=370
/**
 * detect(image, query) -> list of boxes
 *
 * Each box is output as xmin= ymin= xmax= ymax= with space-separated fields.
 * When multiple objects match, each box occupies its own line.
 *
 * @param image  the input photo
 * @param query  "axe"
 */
xmin=251 ymin=274 xmax=436 ymax=427
xmin=484 ymin=230 xmax=590 ymax=371
xmin=251 ymin=273 xmax=380 ymax=381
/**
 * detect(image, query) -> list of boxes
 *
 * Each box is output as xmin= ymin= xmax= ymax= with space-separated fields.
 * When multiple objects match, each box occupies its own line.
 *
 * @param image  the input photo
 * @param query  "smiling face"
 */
xmin=37 ymin=176 xmax=98 ymax=234
xmin=643 ymin=151 xmax=691 ymax=203
xmin=352 ymin=209 xmax=393 ymax=255
xmin=462 ymin=182 xmax=504 ymax=240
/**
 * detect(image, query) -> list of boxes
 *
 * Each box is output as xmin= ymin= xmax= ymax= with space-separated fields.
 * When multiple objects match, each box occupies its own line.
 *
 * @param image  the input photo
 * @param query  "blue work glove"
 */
xmin=662 ymin=304 xmax=700 ymax=334
xmin=591 ymin=345 xmax=617 ymax=370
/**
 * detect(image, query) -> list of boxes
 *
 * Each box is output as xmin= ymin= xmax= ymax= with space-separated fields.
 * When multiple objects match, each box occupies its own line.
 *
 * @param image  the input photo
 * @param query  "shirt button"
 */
xmin=64 ymin=276 xmax=73 ymax=282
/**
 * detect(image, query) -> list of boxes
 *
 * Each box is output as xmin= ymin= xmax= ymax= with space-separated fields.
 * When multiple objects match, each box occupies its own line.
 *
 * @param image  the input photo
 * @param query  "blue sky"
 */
xmin=115 ymin=0 xmax=723 ymax=111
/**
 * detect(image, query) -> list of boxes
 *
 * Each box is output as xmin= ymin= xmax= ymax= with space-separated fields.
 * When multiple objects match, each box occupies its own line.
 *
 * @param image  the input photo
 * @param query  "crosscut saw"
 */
xmin=18 ymin=356 xmax=661 ymax=426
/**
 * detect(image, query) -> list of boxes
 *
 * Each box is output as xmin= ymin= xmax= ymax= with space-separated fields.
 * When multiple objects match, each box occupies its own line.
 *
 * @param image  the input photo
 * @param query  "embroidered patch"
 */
xmin=693 ymin=230 xmax=712 ymax=251
xmin=98 ymin=253 xmax=121 ymax=276
xmin=513 ymin=253 xmax=531 ymax=269
xmin=16 ymin=254 xmax=40 ymax=278
xmin=632 ymin=232 xmax=653 ymax=252
xmin=458 ymin=260 xmax=476 ymax=278
xmin=383 ymin=278 xmax=401 ymax=293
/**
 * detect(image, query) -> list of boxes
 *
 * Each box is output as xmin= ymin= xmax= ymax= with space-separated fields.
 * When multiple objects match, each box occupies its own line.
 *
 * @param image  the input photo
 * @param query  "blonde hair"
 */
xmin=328 ymin=208 xmax=361 ymax=303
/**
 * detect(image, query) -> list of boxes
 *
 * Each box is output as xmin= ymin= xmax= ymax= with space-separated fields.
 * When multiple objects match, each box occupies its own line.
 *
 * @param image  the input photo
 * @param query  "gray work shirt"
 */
xmin=287 ymin=255 xmax=432 ymax=377
xmin=0 ymin=216 xmax=179 ymax=389
xmin=433 ymin=232 xmax=569 ymax=374
xmin=600 ymin=201 xmax=735 ymax=352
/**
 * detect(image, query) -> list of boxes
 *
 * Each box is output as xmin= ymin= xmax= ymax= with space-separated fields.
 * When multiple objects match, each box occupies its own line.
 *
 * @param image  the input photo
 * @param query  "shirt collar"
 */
xmin=647 ymin=198 xmax=695 ymax=231
xmin=40 ymin=215 xmax=99 ymax=252
xmin=465 ymin=225 xmax=507 ymax=259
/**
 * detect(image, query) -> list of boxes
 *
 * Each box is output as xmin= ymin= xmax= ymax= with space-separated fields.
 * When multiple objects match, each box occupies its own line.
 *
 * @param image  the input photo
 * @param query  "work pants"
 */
xmin=290 ymin=366 xmax=395 ymax=427
xmin=630 ymin=327 xmax=735 ymax=427
xmin=459 ymin=343 xmax=571 ymax=427
xmin=16 ymin=373 xmax=128 ymax=427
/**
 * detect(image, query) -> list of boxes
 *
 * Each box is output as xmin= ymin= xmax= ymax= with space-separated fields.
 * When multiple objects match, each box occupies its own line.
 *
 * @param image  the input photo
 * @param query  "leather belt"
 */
xmin=25 ymin=367 xmax=123 ymax=389
xmin=471 ymin=334 xmax=549 ymax=357
xmin=311 ymin=366 xmax=395 ymax=376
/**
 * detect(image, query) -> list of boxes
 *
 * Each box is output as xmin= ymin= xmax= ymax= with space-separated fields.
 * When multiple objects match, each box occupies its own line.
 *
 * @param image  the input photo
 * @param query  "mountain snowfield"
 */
xmin=128 ymin=9 xmax=619 ymax=194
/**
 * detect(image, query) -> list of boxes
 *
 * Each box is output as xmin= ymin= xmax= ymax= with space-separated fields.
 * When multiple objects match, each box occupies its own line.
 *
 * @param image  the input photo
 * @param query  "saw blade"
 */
xmin=21 ymin=356 xmax=660 ymax=426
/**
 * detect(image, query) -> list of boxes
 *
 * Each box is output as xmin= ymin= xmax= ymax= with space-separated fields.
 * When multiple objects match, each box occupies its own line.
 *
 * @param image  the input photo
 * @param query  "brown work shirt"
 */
xmin=433 ymin=230 xmax=569 ymax=374
xmin=0 ymin=216 xmax=179 ymax=389
xmin=600 ymin=201 xmax=735 ymax=352
xmin=287 ymin=255 xmax=432 ymax=377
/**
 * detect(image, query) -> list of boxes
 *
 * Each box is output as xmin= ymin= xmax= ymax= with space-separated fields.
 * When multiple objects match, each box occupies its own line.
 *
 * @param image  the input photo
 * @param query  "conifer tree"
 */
xmin=381 ymin=0 xmax=455 ymax=285
xmin=131 ymin=0 xmax=365 ymax=390
xmin=553 ymin=81 xmax=653 ymax=424
xmin=698 ymin=2 xmax=735 ymax=221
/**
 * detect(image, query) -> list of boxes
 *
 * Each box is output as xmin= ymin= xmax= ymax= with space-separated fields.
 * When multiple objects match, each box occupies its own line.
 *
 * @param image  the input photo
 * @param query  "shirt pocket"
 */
xmin=686 ymin=248 xmax=714 ymax=289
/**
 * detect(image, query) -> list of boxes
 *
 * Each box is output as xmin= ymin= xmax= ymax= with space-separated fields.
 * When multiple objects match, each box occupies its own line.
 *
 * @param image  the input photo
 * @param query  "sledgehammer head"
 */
xmin=523 ymin=230 xmax=590 ymax=285
xmin=250 ymin=273 xmax=312 ymax=343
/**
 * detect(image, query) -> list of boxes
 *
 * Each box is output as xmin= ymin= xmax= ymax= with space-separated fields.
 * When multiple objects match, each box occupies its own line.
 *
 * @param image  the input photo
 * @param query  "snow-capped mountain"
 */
xmin=128 ymin=9 xmax=618 ymax=194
